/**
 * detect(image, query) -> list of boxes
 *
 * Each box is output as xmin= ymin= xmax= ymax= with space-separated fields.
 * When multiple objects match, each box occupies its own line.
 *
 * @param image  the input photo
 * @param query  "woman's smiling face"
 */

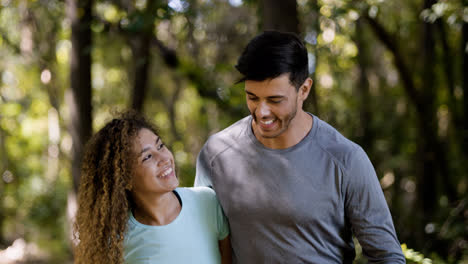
xmin=131 ymin=128 xmax=179 ymax=196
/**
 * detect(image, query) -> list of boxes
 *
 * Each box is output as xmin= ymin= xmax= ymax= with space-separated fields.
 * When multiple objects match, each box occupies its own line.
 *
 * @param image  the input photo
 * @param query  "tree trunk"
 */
xmin=126 ymin=0 xmax=159 ymax=113
xmin=418 ymin=0 xmax=438 ymax=217
xmin=129 ymin=36 xmax=151 ymax=113
xmin=260 ymin=0 xmax=299 ymax=34
xmin=305 ymin=0 xmax=320 ymax=115
xmin=355 ymin=18 xmax=373 ymax=151
xmin=66 ymin=0 xmax=93 ymax=193
xmin=436 ymin=20 xmax=457 ymax=120
xmin=462 ymin=0 xmax=468 ymax=155
xmin=168 ymin=77 xmax=183 ymax=142
xmin=435 ymin=19 xmax=461 ymax=202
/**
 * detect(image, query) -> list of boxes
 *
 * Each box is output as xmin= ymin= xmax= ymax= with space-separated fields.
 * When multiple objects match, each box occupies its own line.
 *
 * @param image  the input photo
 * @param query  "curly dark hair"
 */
xmin=74 ymin=111 xmax=159 ymax=263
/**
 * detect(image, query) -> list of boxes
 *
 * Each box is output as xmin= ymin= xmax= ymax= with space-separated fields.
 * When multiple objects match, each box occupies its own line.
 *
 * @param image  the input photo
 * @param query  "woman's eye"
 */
xmin=143 ymin=154 xmax=152 ymax=162
xmin=157 ymin=143 xmax=165 ymax=150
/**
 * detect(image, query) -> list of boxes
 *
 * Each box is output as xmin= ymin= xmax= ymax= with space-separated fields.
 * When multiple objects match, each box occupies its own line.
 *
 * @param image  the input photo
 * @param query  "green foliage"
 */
xmin=0 ymin=0 xmax=467 ymax=263
xmin=354 ymin=242 xmax=455 ymax=264
xmin=402 ymin=244 xmax=433 ymax=264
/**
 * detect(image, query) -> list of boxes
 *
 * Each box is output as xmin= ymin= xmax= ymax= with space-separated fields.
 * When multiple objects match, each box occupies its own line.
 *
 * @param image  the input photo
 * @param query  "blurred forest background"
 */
xmin=0 ymin=0 xmax=466 ymax=263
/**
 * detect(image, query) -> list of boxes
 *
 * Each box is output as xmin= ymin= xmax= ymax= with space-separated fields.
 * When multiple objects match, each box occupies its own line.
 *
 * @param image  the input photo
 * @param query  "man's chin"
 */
xmin=256 ymin=128 xmax=283 ymax=139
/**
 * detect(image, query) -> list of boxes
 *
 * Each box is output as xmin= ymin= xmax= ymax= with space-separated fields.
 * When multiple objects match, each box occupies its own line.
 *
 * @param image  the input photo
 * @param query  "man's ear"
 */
xmin=299 ymin=77 xmax=313 ymax=101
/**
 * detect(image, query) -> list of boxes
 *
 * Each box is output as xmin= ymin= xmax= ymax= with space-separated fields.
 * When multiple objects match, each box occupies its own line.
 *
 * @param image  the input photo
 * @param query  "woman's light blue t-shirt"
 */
xmin=124 ymin=187 xmax=230 ymax=264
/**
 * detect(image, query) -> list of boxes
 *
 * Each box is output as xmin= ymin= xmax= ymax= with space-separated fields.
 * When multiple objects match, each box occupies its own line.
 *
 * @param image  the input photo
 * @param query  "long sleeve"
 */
xmin=194 ymin=143 xmax=213 ymax=187
xmin=343 ymin=147 xmax=406 ymax=263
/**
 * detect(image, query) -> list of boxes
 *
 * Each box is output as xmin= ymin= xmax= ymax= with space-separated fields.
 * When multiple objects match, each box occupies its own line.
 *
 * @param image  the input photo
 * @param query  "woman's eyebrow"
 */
xmin=139 ymin=137 xmax=160 ymax=155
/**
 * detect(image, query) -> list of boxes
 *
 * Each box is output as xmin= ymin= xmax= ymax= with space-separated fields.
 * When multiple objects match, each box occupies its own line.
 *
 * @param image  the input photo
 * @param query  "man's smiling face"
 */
xmin=245 ymin=73 xmax=303 ymax=143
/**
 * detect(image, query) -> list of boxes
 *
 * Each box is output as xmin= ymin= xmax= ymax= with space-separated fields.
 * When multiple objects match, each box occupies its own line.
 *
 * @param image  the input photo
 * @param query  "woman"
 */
xmin=74 ymin=111 xmax=231 ymax=264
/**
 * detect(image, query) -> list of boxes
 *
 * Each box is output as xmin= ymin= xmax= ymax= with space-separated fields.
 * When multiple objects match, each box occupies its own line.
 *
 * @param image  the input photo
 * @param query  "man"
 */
xmin=195 ymin=31 xmax=405 ymax=263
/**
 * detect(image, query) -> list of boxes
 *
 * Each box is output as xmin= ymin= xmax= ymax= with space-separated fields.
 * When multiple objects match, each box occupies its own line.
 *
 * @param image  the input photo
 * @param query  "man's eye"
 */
xmin=248 ymin=97 xmax=258 ymax=101
xmin=157 ymin=143 xmax=165 ymax=150
xmin=270 ymin=100 xmax=282 ymax=104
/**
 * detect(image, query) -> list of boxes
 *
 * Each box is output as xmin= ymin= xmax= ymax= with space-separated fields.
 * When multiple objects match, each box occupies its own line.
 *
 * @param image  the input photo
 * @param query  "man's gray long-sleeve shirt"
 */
xmin=195 ymin=114 xmax=405 ymax=263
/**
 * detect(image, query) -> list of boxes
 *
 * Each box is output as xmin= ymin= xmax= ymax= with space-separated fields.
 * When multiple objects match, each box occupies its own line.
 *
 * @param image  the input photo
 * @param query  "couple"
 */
xmin=74 ymin=31 xmax=406 ymax=263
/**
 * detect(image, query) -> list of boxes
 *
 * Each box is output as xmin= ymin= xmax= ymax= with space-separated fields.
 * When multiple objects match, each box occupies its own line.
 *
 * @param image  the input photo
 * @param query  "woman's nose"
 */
xmin=155 ymin=152 xmax=171 ymax=167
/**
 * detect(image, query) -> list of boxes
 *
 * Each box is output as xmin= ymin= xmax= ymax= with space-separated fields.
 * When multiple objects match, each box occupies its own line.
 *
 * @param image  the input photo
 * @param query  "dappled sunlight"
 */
xmin=0 ymin=239 xmax=46 ymax=264
xmin=380 ymin=171 xmax=395 ymax=190
xmin=0 ymin=0 xmax=466 ymax=262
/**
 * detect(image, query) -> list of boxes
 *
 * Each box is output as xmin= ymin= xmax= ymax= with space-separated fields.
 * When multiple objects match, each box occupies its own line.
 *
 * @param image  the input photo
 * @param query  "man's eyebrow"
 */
xmin=246 ymin=91 xmax=284 ymax=99
xmin=267 ymin=95 xmax=284 ymax=99
xmin=139 ymin=137 xmax=160 ymax=155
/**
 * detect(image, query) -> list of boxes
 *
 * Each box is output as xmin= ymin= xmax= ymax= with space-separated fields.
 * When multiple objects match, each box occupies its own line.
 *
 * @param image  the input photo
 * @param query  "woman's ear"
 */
xmin=125 ymin=179 xmax=133 ymax=191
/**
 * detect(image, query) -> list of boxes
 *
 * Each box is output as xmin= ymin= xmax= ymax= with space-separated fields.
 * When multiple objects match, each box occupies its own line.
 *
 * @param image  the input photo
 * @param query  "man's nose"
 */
xmin=257 ymin=101 xmax=271 ymax=117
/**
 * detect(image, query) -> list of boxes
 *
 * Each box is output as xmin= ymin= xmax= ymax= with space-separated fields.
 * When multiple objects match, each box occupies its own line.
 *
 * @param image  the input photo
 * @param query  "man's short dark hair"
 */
xmin=235 ymin=31 xmax=309 ymax=90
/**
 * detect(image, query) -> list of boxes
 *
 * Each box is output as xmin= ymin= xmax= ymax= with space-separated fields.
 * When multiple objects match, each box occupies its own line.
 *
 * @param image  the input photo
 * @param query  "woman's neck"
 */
xmin=132 ymin=191 xmax=181 ymax=226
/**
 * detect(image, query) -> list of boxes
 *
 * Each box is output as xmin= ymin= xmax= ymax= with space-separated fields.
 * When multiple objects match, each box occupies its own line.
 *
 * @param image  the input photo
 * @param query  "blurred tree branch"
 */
xmin=0 ymin=29 xmax=20 ymax=54
xmin=462 ymin=0 xmax=468 ymax=155
xmin=362 ymin=2 xmax=460 ymax=250
xmin=363 ymin=14 xmax=423 ymax=112
xmin=66 ymin=0 xmax=93 ymax=193
xmin=94 ymin=12 xmax=245 ymax=117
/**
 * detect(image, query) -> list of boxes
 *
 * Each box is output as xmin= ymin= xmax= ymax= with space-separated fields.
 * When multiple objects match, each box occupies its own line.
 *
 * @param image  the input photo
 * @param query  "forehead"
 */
xmin=244 ymin=74 xmax=296 ymax=96
xmin=134 ymin=128 xmax=158 ymax=147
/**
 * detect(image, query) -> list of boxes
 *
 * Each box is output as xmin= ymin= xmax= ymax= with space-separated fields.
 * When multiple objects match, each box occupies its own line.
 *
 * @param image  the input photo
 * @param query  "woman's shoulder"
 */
xmin=176 ymin=187 xmax=217 ymax=205
xmin=176 ymin=186 xmax=215 ymax=197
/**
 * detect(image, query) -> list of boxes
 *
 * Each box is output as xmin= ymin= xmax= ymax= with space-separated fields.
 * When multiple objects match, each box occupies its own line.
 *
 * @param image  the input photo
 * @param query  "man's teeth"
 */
xmin=158 ymin=168 xmax=173 ymax=178
xmin=261 ymin=119 xmax=274 ymax=125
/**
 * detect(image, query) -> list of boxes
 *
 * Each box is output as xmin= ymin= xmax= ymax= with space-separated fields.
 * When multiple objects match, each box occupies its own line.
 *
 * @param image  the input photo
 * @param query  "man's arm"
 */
xmin=344 ymin=147 xmax=405 ymax=263
xmin=194 ymin=143 xmax=213 ymax=187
